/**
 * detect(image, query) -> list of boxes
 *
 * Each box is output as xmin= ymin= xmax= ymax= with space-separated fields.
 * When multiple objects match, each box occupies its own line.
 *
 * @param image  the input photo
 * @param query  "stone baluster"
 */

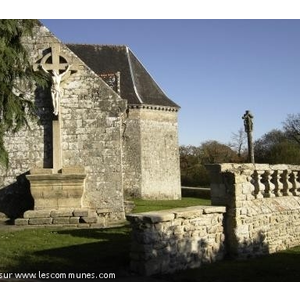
xmin=297 ymin=172 xmax=300 ymax=195
xmin=282 ymin=170 xmax=293 ymax=196
xmin=253 ymin=170 xmax=265 ymax=199
xmin=290 ymin=171 xmax=300 ymax=196
xmin=248 ymin=172 xmax=256 ymax=199
xmin=264 ymin=170 xmax=275 ymax=198
xmin=273 ymin=170 xmax=283 ymax=197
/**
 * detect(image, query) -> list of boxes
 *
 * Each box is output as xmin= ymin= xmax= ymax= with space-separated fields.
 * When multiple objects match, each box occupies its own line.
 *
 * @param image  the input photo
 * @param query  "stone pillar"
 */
xmin=52 ymin=119 xmax=62 ymax=173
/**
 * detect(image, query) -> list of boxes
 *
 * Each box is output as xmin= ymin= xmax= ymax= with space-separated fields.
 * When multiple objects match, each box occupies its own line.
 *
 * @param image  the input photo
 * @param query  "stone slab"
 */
xmin=24 ymin=210 xmax=52 ymax=218
xmin=28 ymin=218 xmax=53 ymax=225
xmin=203 ymin=207 xmax=226 ymax=214
xmin=50 ymin=209 xmax=74 ymax=217
xmin=73 ymin=209 xmax=89 ymax=217
xmin=30 ymin=168 xmax=53 ymax=175
xmin=77 ymin=223 xmax=90 ymax=228
xmin=52 ymin=217 xmax=71 ymax=224
xmin=14 ymin=218 xmax=29 ymax=225
xmin=143 ymin=212 xmax=175 ymax=223
xmin=81 ymin=217 xmax=97 ymax=223
xmin=69 ymin=217 xmax=80 ymax=224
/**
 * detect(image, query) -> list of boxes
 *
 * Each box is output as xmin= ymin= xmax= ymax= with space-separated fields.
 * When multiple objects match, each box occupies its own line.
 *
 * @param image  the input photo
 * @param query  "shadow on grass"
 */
xmin=7 ymin=227 xmax=136 ymax=281
xmin=156 ymin=249 xmax=300 ymax=282
xmin=5 ymin=226 xmax=300 ymax=282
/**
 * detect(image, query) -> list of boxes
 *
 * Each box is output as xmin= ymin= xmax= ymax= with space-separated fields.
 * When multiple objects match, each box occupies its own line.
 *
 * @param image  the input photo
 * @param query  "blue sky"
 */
xmin=41 ymin=19 xmax=300 ymax=146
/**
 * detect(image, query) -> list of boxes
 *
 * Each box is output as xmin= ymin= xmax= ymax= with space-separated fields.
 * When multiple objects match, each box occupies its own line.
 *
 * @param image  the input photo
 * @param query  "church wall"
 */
xmin=139 ymin=109 xmax=181 ymax=200
xmin=60 ymin=71 xmax=126 ymax=217
xmin=122 ymin=109 xmax=142 ymax=199
xmin=0 ymin=24 xmax=127 ymax=220
xmin=122 ymin=107 xmax=181 ymax=200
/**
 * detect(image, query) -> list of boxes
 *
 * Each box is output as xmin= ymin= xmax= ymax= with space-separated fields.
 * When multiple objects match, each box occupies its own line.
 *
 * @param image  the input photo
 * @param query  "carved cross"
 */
xmin=35 ymin=44 xmax=81 ymax=172
xmin=38 ymin=44 xmax=79 ymax=116
xmin=40 ymin=44 xmax=78 ymax=80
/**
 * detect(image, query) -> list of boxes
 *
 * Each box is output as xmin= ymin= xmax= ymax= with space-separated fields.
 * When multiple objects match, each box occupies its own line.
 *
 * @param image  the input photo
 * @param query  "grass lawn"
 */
xmin=132 ymin=197 xmax=211 ymax=213
xmin=1 ymin=197 xmax=300 ymax=282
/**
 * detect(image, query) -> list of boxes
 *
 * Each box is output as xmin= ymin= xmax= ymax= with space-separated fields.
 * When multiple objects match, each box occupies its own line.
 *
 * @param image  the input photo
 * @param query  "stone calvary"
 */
xmin=0 ymin=22 xmax=181 ymax=227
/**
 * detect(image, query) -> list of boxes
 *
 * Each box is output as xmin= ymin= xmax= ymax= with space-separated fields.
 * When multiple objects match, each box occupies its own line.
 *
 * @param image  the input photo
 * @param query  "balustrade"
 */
xmin=250 ymin=168 xmax=300 ymax=199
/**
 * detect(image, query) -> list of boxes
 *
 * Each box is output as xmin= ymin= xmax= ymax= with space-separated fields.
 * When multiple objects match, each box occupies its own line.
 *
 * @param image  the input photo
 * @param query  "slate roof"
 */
xmin=67 ymin=44 xmax=180 ymax=108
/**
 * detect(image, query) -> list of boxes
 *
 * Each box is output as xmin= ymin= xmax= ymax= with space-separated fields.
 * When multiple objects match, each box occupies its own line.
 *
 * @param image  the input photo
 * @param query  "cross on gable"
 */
xmin=36 ymin=44 xmax=80 ymax=80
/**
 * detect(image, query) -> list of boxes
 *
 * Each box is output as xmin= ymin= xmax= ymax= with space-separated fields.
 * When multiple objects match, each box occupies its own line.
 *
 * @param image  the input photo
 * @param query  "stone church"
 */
xmin=0 ymin=21 xmax=181 ymax=226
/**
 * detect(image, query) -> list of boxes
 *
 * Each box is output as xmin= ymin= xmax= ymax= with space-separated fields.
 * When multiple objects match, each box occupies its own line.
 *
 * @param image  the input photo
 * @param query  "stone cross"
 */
xmin=37 ymin=44 xmax=79 ymax=172
xmin=242 ymin=110 xmax=255 ymax=163
xmin=40 ymin=44 xmax=78 ymax=116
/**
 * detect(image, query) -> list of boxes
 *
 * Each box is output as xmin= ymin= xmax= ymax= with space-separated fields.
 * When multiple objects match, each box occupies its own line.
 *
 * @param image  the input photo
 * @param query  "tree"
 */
xmin=179 ymin=141 xmax=240 ymax=187
xmin=229 ymin=127 xmax=247 ymax=160
xmin=0 ymin=19 xmax=47 ymax=167
xmin=179 ymin=145 xmax=208 ymax=187
xmin=283 ymin=113 xmax=300 ymax=145
xmin=200 ymin=140 xmax=240 ymax=164
xmin=254 ymin=129 xmax=300 ymax=164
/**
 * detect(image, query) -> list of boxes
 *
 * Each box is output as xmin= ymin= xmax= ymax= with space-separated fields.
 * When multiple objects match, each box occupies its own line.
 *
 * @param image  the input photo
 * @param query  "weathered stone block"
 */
xmin=15 ymin=218 xmax=29 ymax=225
xmin=52 ymin=217 xmax=71 ymax=224
xmin=30 ymin=168 xmax=53 ymax=175
xmin=203 ymin=207 xmax=226 ymax=214
xmin=73 ymin=209 xmax=89 ymax=217
xmin=35 ymin=198 xmax=60 ymax=210
xmin=61 ymin=166 xmax=85 ymax=174
xmin=136 ymin=211 xmax=175 ymax=223
xmin=174 ymin=209 xmax=203 ymax=219
xmin=69 ymin=217 xmax=80 ymax=224
xmin=57 ymin=198 xmax=82 ymax=209
xmin=78 ymin=223 xmax=90 ymax=228
xmin=26 ymin=172 xmax=86 ymax=210
xmin=24 ymin=210 xmax=51 ymax=218
xmin=81 ymin=217 xmax=97 ymax=223
xmin=29 ymin=218 xmax=53 ymax=225
xmin=50 ymin=209 xmax=74 ymax=217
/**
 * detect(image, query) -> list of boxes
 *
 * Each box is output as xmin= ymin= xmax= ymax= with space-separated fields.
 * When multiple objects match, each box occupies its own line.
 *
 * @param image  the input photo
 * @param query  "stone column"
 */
xmin=52 ymin=118 xmax=62 ymax=173
xmin=242 ymin=110 xmax=255 ymax=164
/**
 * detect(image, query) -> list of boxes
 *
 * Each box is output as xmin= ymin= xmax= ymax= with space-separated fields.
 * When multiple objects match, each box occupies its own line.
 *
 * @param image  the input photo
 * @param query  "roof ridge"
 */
xmin=66 ymin=43 xmax=128 ymax=48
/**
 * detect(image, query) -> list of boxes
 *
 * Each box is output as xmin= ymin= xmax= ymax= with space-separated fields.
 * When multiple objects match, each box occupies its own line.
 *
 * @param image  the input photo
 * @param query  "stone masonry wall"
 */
xmin=206 ymin=164 xmax=300 ymax=258
xmin=123 ymin=107 xmax=181 ymax=200
xmin=126 ymin=206 xmax=225 ymax=276
xmin=122 ymin=108 xmax=142 ymax=199
xmin=140 ymin=108 xmax=181 ymax=200
xmin=0 ymin=24 xmax=127 ymax=221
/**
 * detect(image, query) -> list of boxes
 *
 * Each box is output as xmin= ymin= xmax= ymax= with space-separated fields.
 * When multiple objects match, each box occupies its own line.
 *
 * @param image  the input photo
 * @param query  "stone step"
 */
xmin=0 ymin=218 xmax=11 ymax=225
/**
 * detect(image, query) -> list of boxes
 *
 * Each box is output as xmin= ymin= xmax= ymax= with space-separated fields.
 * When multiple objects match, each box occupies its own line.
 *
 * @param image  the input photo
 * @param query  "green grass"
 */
xmin=1 ymin=197 xmax=300 ymax=281
xmin=132 ymin=197 xmax=210 ymax=213
xmin=0 ymin=226 xmax=131 ymax=278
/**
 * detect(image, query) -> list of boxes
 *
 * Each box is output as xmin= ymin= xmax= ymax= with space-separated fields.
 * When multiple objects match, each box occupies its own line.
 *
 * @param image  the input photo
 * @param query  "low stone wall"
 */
xmin=14 ymin=208 xmax=124 ymax=228
xmin=126 ymin=206 xmax=226 ymax=276
xmin=206 ymin=163 xmax=300 ymax=258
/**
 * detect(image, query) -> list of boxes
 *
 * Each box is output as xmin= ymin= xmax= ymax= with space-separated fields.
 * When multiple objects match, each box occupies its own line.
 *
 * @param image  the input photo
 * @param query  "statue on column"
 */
xmin=242 ymin=110 xmax=254 ymax=133
xmin=242 ymin=110 xmax=255 ymax=163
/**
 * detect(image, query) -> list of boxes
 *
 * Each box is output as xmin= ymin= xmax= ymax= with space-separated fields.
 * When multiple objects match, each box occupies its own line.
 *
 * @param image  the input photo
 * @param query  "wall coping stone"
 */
xmin=126 ymin=205 xmax=226 ymax=224
xmin=206 ymin=163 xmax=300 ymax=174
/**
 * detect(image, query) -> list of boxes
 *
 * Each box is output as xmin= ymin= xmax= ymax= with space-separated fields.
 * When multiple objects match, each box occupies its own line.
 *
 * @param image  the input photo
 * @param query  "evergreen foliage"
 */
xmin=0 ymin=19 xmax=47 ymax=167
